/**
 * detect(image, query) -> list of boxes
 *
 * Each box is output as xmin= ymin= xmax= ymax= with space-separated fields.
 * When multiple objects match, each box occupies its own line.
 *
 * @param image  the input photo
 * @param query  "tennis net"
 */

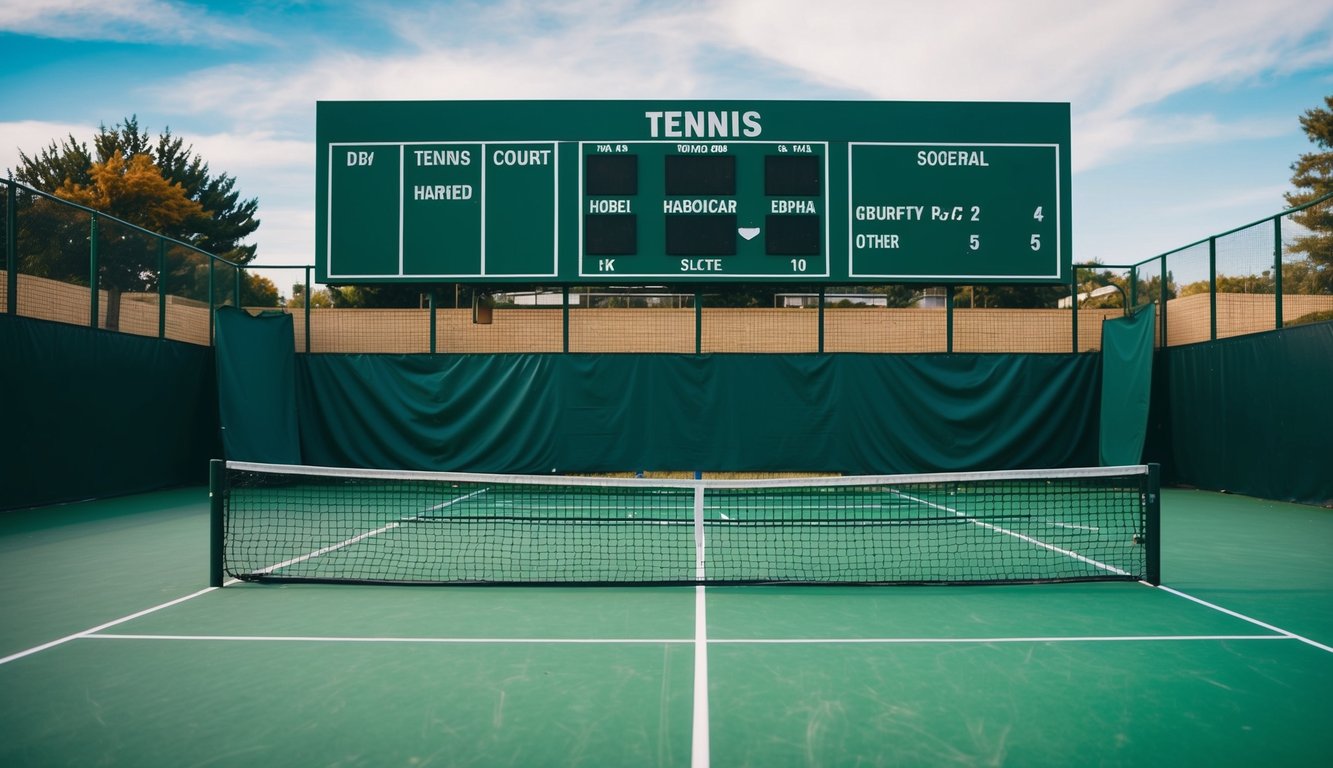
xmin=210 ymin=461 xmax=1159 ymax=586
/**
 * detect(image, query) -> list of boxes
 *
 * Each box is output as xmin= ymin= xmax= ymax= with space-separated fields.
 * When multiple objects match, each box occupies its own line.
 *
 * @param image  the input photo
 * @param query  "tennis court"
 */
xmin=3 ymin=482 xmax=1330 ymax=767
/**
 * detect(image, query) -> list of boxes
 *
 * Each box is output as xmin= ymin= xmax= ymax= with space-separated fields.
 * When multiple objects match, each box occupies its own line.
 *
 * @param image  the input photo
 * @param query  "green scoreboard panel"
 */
xmin=317 ymin=100 xmax=1070 ymax=284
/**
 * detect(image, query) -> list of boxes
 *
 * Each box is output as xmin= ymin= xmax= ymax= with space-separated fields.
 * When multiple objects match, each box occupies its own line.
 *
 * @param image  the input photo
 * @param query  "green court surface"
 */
xmin=2 ymin=487 xmax=1331 ymax=767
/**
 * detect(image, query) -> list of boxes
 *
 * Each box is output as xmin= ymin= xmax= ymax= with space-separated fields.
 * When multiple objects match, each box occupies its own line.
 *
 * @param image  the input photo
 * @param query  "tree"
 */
xmin=288 ymin=283 xmax=333 ymax=309
xmin=13 ymin=117 xmax=274 ymax=315
xmin=50 ymin=150 xmax=207 ymax=327
xmin=1284 ymin=95 xmax=1333 ymax=293
xmin=56 ymin=151 xmax=204 ymax=231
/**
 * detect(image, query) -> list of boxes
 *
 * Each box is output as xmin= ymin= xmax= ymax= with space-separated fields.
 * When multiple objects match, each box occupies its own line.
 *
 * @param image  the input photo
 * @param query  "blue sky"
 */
xmin=2 ymin=0 xmax=1331 ymax=293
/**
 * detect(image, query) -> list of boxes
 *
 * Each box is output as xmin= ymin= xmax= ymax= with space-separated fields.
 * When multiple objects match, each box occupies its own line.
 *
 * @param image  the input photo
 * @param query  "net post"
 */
xmin=209 ymin=459 xmax=226 ymax=587
xmin=1145 ymin=463 xmax=1161 ymax=585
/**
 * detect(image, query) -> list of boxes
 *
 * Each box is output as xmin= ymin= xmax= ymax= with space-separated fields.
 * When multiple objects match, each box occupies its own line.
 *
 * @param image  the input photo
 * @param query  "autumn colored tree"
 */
xmin=13 ymin=117 xmax=274 ymax=314
xmin=56 ymin=151 xmax=204 ymax=232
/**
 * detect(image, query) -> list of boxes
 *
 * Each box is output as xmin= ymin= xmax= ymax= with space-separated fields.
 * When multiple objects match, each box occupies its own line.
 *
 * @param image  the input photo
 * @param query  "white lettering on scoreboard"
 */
xmin=644 ymin=110 xmax=763 ymax=138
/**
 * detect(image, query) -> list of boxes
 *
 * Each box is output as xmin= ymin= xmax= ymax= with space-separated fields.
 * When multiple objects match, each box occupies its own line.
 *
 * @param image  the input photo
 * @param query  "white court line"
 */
xmin=890 ymin=489 xmax=1130 ymax=577
xmin=1156 ymin=584 xmax=1333 ymax=654
xmin=709 ymin=634 xmax=1290 ymax=644
xmin=693 ymin=585 xmax=710 ymax=768
xmin=0 ymin=586 xmax=224 ymax=666
xmin=252 ymin=488 xmax=489 ymax=576
xmin=691 ymin=486 xmax=710 ymax=768
xmin=86 ymin=634 xmax=691 ymax=644
xmin=80 ymin=632 xmax=1288 ymax=645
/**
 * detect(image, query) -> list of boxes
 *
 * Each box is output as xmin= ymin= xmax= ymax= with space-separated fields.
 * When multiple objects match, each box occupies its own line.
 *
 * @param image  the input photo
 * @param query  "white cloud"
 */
xmin=0 ymin=0 xmax=266 ymax=45
xmin=139 ymin=0 xmax=1333 ymax=173
xmin=712 ymin=0 xmax=1332 ymax=169
xmin=147 ymin=1 xmax=718 ymax=127
xmin=8 ymin=0 xmax=1330 ymax=279
xmin=1072 ymin=112 xmax=1292 ymax=171
xmin=0 ymin=119 xmax=101 ymax=175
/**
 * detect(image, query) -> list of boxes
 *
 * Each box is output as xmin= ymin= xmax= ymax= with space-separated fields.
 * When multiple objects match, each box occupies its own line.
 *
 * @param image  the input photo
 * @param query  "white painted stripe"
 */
xmin=708 ymin=634 xmax=1288 ymax=644
xmin=1045 ymin=521 xmax=1099 ymax=531
xmin=0 ymin=586 xmax=223 ymax=666
xmin=1156 ymin=584 xmax=1333 ymax=654
xmin=77 ymin=632 xmax=1288 ymax=646
xmin=86 ymin=634 xmax=690 ymax=644
xmin=418 ymin=487 xmax=490 ymax=515
xmin=890 ymin=489 xmax=1130 ymax=577
xmin=253 ymin=489 xmax=488 ymax=576
xmin=691 ymin=483 xmax=710 ymax=768
xmin=252 ymin=521 xmax=403 ymax=575
xmin=692 ymin=585 xmax=710 ymax=768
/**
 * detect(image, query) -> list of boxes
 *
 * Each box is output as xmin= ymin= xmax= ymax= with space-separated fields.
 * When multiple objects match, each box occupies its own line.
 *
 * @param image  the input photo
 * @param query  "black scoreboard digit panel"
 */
xmin=317 ymin=101 xmax=1071 ymax=285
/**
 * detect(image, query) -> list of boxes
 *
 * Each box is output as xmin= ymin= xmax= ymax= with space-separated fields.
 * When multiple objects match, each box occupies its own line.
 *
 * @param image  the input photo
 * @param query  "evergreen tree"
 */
xmin=12 ymin=116 xmax=274 ymax=310
xmin=1284 ymin=95 xmax=1333 ymax=293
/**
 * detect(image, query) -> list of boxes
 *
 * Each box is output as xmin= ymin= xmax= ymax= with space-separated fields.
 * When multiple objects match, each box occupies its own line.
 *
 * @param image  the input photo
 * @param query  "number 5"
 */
xmin=969 ymin=234 xmax=980 ymax=251
xmin=1030 ymin=234 xmax=1041 ymax=251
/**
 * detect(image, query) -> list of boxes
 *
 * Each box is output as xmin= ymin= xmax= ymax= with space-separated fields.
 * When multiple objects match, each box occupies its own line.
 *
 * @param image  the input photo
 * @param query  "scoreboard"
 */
xmin=316 ymin=100 xmax=1070 ymax=285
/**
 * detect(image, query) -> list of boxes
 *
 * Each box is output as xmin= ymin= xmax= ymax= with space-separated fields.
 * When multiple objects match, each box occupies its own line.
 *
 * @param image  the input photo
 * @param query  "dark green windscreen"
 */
xmin=214 ymin=307 xmax=300 ymax=464
xmin=0 ymin=315 xmax=216 ymax=510
xmin=295 ymin=353 xmax=1100 ymax=474
xmin=1099 ymin=307 xmax=1156 ymax=466
xmin=1166 ymin=322 xmax=1333 ymax=506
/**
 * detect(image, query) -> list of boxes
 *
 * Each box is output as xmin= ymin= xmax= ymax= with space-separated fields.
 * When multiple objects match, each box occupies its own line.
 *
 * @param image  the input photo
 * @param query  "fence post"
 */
xmin=1159 ymin=255 xmax=1169 ymax=348
xmin=694 ymin=290 xmax=703 ymax=354
xmin=1070 ymin=269 xmax=1079 ymax=353
xmin=817 ymin=287 xmax=825 ymax=353
xmin=945 ymin=285 xmax=954 ymax=352
xmin=1273 ymin=216 xmax=1284 ymax=330
xmin=303 ymin=266 xmax=311 ymax=353
xmin=207 ymin=256 xmax=215 ymax=344
xmin=562 ymin=286 xmax=570 ymax=353
xmin=5 ymin=178 xmax=16 ymax=315
xmin=157 ymin=238 xmax=167 ymax=339
xmin=1208 ymin=237 xmax=1217 ymax=341
xmin=89 ymin=214 xmax=99 ymax=328
xmin=428 ymin=290 xmax=436 ymax=353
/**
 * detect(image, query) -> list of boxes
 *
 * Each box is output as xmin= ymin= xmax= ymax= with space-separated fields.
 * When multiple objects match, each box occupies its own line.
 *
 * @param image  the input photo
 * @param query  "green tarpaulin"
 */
xmin=214 ymin=307 xmax=300 ymax=464
xmin=295 ymin=353 xmax=1101 ymax=475
xmin=1099 ymin=307 xmax=1156 ymax=466
xmin=1166 ymin=322 xmax=1333 ymax=506
xmin=0 ymin=314 xmax=216 ymax=510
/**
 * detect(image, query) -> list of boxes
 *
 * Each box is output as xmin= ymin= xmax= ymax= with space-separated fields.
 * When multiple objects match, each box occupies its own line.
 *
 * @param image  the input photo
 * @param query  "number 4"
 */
xmin=1033 ymin=206 xmax=1044 ymax=222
